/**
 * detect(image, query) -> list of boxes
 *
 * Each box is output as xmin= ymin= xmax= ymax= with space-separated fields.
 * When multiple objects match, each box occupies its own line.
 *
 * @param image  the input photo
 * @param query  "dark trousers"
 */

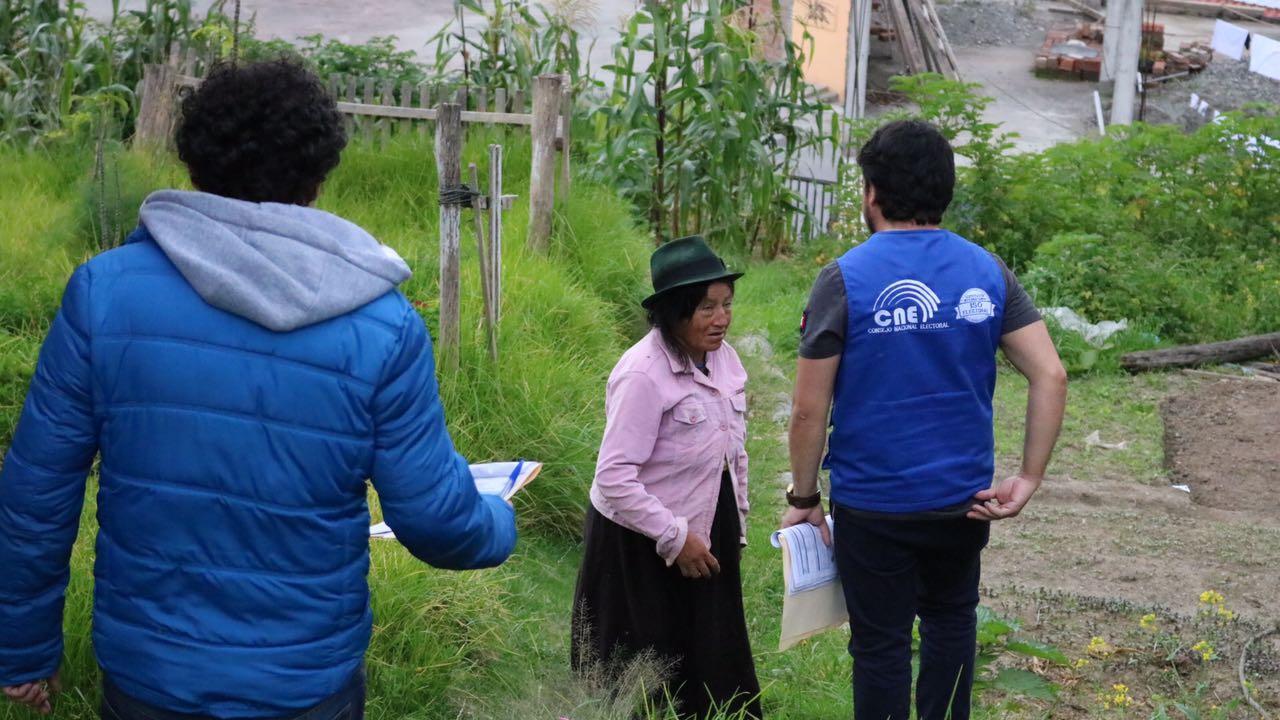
xmin=832 ymin=504 xmax=990 ymax=720
xmin=100 ymin=668 xmax=365 ymax=720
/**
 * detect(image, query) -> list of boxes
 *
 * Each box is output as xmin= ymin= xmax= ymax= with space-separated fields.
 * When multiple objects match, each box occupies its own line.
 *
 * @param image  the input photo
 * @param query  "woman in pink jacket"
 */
xmin=571 ymin=236 xmax=761 ymax=719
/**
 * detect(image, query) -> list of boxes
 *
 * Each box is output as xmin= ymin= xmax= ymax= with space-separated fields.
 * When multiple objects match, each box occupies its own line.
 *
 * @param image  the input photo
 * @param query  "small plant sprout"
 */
xmin=1139 ymin=613 xmax=1158 ymax=632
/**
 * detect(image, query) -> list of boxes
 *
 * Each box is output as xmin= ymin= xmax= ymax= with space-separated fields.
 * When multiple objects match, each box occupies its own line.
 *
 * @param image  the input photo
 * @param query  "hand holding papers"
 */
xmin=771 ymin=516 xmax=849 ymax=650
xmin=773 ymin=517 xmax=837 ymax=594
xmin=370 ymin=461 xmax=541 ymax=540
xmin=470 ymin=460 xmax=540 ymax=500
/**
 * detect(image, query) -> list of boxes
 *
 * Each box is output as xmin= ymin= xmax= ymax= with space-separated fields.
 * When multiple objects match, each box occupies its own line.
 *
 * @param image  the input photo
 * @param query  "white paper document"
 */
xmin=369 ymin=460 xmax=541 ymax=540
xmin=1212 ymin=20 xmax=1250 ymax=61
xmin=771 ymin=517 xmax=849 ymax=650
xmin=771 ymin=518 xmax=837 ymax=595
xmin=1250 ymin=33 xmax=1280 ymax=81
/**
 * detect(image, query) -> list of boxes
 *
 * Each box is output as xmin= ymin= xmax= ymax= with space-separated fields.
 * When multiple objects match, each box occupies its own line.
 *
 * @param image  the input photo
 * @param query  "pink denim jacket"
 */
xmin=589 ymin=328 xmax=750 ymax=565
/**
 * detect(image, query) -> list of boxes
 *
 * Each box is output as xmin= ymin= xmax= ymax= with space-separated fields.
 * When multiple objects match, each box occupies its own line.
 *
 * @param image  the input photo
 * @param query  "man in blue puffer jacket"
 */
xmin=0 ymin=59 xmax=517 ymax=719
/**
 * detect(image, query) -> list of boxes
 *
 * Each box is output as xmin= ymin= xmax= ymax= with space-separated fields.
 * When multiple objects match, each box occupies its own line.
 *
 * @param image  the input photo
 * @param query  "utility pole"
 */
xmin=1108 ymin=0 xmax=1143 ymax=126
xmin=843 ymin=0 xmax=873 ymax=121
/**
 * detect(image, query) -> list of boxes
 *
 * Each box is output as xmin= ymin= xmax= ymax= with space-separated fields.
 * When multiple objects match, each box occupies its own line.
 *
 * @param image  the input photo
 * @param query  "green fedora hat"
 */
xmin=642 ymin=235 xmax=744 ymax=309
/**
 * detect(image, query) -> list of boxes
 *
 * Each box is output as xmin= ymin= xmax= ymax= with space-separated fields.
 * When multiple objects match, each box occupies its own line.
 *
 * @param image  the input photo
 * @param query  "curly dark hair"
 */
xmin=856 ymin=119 xmax=955 ymax=226
xmin=175 ymin=58 xmax=347 ymax=205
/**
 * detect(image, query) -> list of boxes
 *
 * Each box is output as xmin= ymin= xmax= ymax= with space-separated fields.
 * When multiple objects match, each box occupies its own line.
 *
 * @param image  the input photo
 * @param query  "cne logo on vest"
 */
xmin=869 ymin=280 xmax=951 ymax=334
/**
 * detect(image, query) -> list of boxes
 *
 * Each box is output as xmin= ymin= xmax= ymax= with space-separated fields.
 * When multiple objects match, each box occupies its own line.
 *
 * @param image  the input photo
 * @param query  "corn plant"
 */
xmin=0 ymin=0 xmax=213 ymax=145
xmin=587 ymin=0 xmax=836 ymax=256
xmin=427 ymin=0 xmax=599 ymax=96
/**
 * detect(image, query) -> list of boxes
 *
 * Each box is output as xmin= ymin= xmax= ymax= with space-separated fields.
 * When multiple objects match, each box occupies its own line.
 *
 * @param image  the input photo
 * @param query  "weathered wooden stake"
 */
xmin=344 ymin=75 xmax=358 ymax=138
xmin=559 ymin=83 xmax=572 ymax=201
xmin=469 ymin=163 xmax=498 ymax=362
xmin=361 ymin=77 xmax=376 ymax=143
xmin=528 ymin=74 xmax=562 ymax=252
xmin=398 ymin=81 xmax=413 ymax=136
xmin=489 ymin=143 xmax=504 ymax=324
xmin=136 ymin=64 xmax=178 ymax=147
xmin=417 ymin=83 xmax=431 ymax=138
xmin=436 ymin=103 xmax=463 ymax=369
xmin=379 ymin=81 xmax=395 ymax=145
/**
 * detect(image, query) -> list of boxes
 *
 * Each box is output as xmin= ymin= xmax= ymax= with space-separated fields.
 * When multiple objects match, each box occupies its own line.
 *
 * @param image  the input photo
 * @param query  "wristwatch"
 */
xmin=785 ymin=483 xmax=822 ymax=509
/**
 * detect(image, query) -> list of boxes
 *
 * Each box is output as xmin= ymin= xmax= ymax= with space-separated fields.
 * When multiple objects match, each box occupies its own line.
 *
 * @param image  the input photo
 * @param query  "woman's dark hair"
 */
xmin=175 ymin=58 xmax=347 ymax=206
xmin=856 ymin=119 xmax=955 ymax=226
xmin=646 ymin=279 xmax=735 ymax=361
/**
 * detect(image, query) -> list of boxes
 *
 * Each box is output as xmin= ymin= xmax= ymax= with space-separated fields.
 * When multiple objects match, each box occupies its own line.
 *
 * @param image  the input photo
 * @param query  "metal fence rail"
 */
xmin=788 ymin=173 xmax=838 ymax=244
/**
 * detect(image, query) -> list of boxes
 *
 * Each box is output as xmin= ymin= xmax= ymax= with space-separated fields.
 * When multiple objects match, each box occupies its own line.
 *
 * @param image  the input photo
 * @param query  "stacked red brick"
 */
xmin=1034 ymin=21 xmax=1213 ymax=80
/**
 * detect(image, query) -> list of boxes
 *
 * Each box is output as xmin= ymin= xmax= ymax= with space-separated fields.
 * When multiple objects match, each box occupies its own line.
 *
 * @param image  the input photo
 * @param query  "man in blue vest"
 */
xmin=782 ymin=120 xmax=1068 ymax=720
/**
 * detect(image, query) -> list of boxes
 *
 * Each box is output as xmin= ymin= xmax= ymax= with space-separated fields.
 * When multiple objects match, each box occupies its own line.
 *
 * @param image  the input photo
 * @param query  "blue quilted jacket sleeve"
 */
xmin=0 ymin=267 xmax=97 ymax=685
xmin=370 ymin=304 xmax=517 ymax=569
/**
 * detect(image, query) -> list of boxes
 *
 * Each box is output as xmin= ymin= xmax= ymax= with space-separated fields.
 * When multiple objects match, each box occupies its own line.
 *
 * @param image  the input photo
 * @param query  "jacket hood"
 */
xmin=138 ymin=190 xmax=412 ymax=332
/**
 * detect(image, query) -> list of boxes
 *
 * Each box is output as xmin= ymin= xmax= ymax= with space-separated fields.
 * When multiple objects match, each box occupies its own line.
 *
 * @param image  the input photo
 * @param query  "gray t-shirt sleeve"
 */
xmin=798 ymin=262 xmax=847 ymax=359
xmin=990 ymin=252 xmax=1042 ymax=335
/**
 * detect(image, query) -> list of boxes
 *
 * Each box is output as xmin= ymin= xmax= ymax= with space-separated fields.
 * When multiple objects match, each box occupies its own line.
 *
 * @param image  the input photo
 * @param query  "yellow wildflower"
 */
xmin=1072 ymin=658 xmax=1090 ymax=669
xmin=1216 ymin=606 xmax=1235 ymax=622
xmin=1104 ymin=683 xmax=1134 ymax=709
xmin=1139 ymin=613 xmax=1158 ymax=632
xmin=1192 ymin=640 xmax=1216 ymax=662
xmin=1087 ymin=636 xmax=1113 ymax=657
xmin=1199 ymin=590 xmax=1225 ymax=607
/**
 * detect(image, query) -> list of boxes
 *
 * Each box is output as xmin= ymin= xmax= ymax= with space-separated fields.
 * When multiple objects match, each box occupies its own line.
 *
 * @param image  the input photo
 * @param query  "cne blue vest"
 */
xmin=826 ymin=229 xmax=1006 ymax=512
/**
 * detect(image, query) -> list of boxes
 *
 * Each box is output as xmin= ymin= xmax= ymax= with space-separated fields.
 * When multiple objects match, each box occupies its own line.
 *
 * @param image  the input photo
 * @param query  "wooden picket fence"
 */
xmin=135 ymin=46 xmax=574 ymax=367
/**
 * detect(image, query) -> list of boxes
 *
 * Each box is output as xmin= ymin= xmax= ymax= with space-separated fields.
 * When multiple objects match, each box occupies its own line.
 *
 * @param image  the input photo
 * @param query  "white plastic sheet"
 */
xmin=1211 ymin=20 xmax=1249 ymax=61
xmin=1250 ymin=33 xmax=1280 ymax=82
xmin=1043 ymin=307 xmax=1129 ymax=347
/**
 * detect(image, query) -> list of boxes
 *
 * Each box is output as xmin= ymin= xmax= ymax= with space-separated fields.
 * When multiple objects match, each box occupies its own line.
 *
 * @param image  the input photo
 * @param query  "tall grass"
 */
xmin=0 ymin=132 xmax=650 ymax=718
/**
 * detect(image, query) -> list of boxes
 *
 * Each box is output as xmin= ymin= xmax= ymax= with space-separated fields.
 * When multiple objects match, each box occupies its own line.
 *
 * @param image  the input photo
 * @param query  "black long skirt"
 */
xmin=571 ymin=472 xmax=763 ymax=719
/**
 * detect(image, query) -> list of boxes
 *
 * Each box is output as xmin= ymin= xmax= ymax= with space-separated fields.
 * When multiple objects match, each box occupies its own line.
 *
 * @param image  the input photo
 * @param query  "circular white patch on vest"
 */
xmin=956 ymin=288 xmax=996 ymax=324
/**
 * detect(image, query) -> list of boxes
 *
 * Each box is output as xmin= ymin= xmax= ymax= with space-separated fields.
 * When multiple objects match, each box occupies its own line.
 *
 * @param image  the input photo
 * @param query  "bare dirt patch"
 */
xmin=1162 ymin=379 xmax=1280 ymax=514
xmin=983 ymin=376 xmax=1280 ymax=626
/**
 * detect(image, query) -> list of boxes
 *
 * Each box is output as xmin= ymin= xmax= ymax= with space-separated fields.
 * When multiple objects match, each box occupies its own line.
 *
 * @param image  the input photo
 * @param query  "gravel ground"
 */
xmin=1143 ymin=56 xmax=1280 ymax=127
xmin=934 ymin=0 xmax=1053 ymax=47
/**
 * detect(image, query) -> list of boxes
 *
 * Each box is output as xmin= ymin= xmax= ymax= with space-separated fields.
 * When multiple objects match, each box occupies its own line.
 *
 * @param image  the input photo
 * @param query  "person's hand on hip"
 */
xmin=968 ymin=473 xmax=1042 ymax=521
xmin=3 ymin=669 xmax=60 ymax=716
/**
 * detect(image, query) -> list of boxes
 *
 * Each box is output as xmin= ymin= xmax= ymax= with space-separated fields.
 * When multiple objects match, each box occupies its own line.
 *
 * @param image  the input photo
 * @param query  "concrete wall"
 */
xmin=793 ymin=0 xmax=851 ymax=100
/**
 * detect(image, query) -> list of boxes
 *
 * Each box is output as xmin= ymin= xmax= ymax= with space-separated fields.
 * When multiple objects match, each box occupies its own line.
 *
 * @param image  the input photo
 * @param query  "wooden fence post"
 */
xmin=469 ymin=162 xmax=497 ymax=362
xmin=417 ymin=83 xmax=431 ymax=138
xmin=379 ymin=81 xmax=395 ymax=146
xmin=398 ymin=81 xmax=413 ymax=136
xmin=527 ymin=73 xmax=562 ymax=252
xmin=436 ymin=103 xmax=463 ymax=370
xmin=361 ymin=77 xmax=376 ymax=144
xmin=489 ymin=143 xmax=504 ymax=324
xmin=135 ymin=64 xmax=178 ymax=147
xmin=559 ymin=82 xmax=573 ymax=203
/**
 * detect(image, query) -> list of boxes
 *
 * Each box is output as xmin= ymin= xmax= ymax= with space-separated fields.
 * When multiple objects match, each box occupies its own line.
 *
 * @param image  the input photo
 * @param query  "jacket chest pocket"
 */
xmin=729 ymin=391 xmax=748 ymax=445
xmin=668 ymin=399 xmax=714 ymax=448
